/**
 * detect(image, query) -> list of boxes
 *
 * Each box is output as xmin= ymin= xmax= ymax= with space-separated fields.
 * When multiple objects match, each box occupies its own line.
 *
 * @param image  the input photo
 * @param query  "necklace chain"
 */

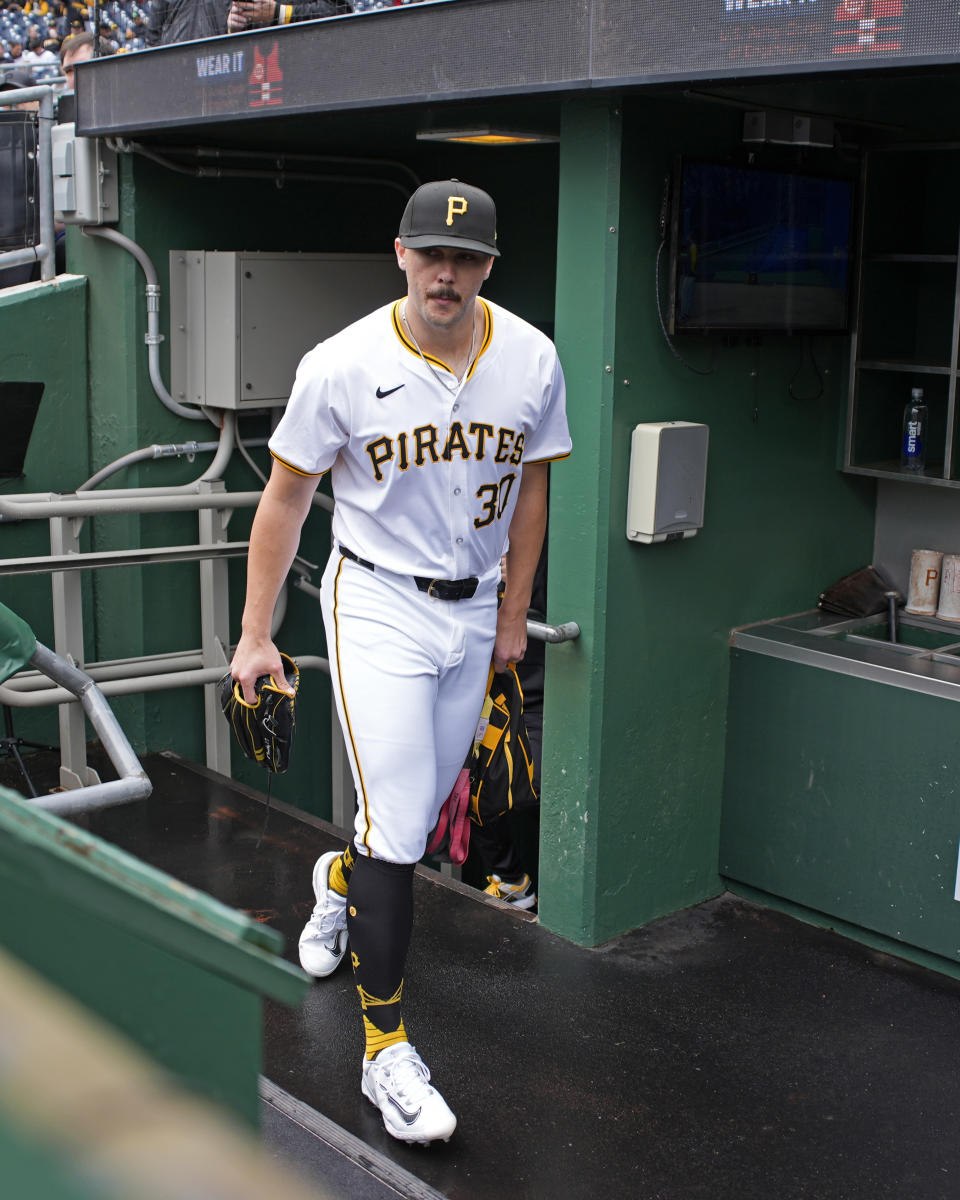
xmin=401 ymin=302 xmax=478 ymax=395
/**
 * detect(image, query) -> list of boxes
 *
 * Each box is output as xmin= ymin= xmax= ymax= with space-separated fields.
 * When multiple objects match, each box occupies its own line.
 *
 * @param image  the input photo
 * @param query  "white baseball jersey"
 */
xmin=268 ymin=297 xmax=571 ymax=580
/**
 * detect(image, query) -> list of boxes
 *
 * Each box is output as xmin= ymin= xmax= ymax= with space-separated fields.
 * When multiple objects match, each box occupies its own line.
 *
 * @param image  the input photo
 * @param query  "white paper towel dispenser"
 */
xmin=626 ymin=421 xmax=709 ymax=544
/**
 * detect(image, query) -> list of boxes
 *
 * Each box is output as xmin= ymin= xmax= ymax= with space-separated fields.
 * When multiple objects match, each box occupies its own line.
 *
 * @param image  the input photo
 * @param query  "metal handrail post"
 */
xmin=36 ymin=86 xmax=55 ymax=282
xmin=49 ymin=513 xmax=98 ymax=789
xmin=197 ymin=481 xmax=232 ymax=774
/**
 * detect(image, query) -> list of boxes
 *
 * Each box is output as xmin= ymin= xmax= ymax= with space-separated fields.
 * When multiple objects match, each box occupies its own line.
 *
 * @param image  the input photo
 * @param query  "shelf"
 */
xmin=864 ymin=253 xmax=958 ymax=264
xmin=843 ymin=462 xmax=959 ymax=486
xmin=845 ymin=146 xmax=960 ymax=489
xmin=856 ymin=360 xmax=954 ymax=375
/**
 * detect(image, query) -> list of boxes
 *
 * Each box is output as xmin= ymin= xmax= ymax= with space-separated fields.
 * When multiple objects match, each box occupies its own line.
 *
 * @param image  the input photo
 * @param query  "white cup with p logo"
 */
xmin=936 ymin=555 xmax=960 ymax=622
xmin=905 ymin=548 xmax=943 ymax=615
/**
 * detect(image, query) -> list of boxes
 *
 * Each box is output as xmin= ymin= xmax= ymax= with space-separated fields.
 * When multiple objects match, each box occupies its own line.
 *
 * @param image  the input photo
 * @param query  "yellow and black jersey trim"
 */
xmin=525 ymin=451 xmax=572 ymax=465
xmin=391 ymin=298 xmax=492 ymax=383
xmin=269 ymin=449 xmax=327 ymax=478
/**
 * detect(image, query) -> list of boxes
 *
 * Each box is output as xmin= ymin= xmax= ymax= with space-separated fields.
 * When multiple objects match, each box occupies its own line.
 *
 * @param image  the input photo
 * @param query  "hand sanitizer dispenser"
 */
xmin=626 ymin=421 xmax=709 ymax=544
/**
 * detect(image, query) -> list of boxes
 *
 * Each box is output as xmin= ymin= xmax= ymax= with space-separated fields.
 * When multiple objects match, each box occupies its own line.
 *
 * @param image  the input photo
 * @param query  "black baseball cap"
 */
xmin=398 ymin=179 xmax=500 ymax=257
xmin=0 ymin=69 xmax=32 ymax=90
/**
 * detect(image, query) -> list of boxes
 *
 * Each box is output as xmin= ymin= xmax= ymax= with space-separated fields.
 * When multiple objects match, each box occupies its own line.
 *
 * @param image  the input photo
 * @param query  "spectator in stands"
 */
xmin=59 ymin=31 xmax=114 ymax=88
xmin=97 ymin=19 xmax=119 ymax=51
xmin=5 ymin=39 xmax=25 ymax=63
xmin=66 ymin=3 xmax=88 ymax=34
xmin=144 ymin=0 xmax=230 ymax=45
xmin=0 ymin=66 xmax=38 ymax=118
xmin=0 ymin=66 xmax=34 ymax=99
xmin=226 ymin=0 xmax=341 ymax=32
xmin=49 ymin=3 xmax=71 ymax=40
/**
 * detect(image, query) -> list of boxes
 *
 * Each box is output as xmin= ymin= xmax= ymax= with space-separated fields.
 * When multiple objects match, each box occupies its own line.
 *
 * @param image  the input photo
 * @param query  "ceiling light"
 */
xmin=416 ymin=128 xmax=559 ymax=146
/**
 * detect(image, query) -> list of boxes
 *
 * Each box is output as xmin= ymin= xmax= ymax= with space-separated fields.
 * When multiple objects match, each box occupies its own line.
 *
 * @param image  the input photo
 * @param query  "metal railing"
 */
xmin=0 ymin=474 xmax=579 ymax=817
xmin=0 ymin=482 xmax=329 ymax=789
xmin=26 ymin=641 xmax=152 ymax=816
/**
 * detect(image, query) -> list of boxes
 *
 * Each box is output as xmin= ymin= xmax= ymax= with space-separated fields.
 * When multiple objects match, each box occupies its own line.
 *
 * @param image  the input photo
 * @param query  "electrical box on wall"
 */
xmin=51 ymin=124 xmax=118 ymax=225
xmin=168 ymin=251 xmax=401 ymax=410
xmin=626 ymin=421 xmax=709 ymax=543
xmin=742 ymin=110 xmax=834 ymax=148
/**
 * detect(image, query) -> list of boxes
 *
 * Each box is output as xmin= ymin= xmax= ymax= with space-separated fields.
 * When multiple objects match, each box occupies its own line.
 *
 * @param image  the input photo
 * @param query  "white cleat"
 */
xmin=361 ymin=1042 xmax=457 ymax=1146
xmin=298 ymin=850 xmax=348 ymax=978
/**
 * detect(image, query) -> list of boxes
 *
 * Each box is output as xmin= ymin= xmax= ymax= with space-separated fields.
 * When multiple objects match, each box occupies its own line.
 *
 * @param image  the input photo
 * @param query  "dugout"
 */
xmin=3 ymin=0 xmax=960 ymax=975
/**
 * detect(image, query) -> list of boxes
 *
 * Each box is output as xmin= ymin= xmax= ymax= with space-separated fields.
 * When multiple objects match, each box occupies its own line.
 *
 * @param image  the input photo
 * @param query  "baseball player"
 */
xmin=230 ymin=179 xmax=571 ymax=1145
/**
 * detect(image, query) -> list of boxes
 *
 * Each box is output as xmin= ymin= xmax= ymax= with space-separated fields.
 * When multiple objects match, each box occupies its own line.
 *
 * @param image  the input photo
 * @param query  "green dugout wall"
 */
xmin=1 ymin=91 xmax=876 ymax=947
xmin=544 ymin=97 xmax=875 ymax=943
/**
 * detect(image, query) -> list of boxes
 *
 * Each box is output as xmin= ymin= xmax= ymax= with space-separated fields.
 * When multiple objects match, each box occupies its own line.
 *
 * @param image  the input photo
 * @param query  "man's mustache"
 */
xmin=427 ymin=288 xmax=461 ymax=302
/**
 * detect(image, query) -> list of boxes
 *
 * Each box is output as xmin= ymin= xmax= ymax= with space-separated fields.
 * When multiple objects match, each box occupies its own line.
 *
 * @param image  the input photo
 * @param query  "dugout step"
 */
xmin=5 ymin=749 xmax=960 ymax=1200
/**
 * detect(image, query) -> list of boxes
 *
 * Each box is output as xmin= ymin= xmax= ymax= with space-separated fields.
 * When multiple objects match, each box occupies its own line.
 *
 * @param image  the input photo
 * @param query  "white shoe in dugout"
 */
xmin=361 ymin=1041 xmax=457 ymax=1145
xmin=297 ymin=850 xmax=348 ymax=978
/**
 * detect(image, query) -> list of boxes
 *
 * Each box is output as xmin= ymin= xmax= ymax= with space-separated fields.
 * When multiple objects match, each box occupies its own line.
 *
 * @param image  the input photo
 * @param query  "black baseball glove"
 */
xmin=218 ymin=653 xmax=299 ymax=773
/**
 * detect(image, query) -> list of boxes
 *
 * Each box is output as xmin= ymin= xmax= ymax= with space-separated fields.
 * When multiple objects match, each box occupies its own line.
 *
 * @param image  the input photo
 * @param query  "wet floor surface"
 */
xmin=6 ymin=749 xmax=960 ymax=1199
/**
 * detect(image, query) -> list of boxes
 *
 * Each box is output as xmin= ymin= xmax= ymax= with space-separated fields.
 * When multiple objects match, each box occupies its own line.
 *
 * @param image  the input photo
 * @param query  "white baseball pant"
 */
xmin=320 ymin=550 xmax=499 ymax=864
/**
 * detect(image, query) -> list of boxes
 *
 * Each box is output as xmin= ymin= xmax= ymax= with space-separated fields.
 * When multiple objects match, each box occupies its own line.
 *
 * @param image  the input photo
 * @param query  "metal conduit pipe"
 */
xmin=129 ymin=142 xmax=422 ymax=192
xmin=78 ymin=434 xmax=271 ymax=492
xmin=199 ymin=409 xmax=236 ymax=480
xmin=0 ymin=655 xmax=330 ymax=709
xmin=78 ymin=442 xmax=212 ymax=491
xmin=79 ymin=225 xmax=211 ymax=423
xmin=26 ymin=642 xmax=152 ymax=816
xmin=116 ymin=141 xmax=415 ymax=200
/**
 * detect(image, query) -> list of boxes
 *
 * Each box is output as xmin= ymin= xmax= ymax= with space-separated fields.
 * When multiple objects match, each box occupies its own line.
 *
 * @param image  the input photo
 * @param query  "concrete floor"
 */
xmin=6 ymin=747 xmax=960 ymax=1200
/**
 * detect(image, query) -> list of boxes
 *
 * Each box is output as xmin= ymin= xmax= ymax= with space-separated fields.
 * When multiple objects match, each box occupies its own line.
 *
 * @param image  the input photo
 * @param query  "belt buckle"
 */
xmin=427 ymin=579 xmax=444 ymax=600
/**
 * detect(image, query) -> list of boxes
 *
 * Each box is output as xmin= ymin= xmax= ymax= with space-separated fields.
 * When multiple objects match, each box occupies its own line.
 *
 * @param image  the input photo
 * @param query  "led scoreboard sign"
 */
xmin=77 ymin=0 xmax=960 ymax=139
xmin=718 ymin=0 xmax=938 ymax=64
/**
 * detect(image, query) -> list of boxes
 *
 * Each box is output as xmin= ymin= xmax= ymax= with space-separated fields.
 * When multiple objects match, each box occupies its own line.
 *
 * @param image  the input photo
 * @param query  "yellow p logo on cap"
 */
xmin=446 ymin=195 xmax=468 ymax=226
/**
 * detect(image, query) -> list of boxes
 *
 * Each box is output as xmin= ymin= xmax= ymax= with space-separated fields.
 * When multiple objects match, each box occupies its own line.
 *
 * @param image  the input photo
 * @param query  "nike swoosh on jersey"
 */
xmin=386 ymin=1092 xmax=422 ymax=1125
xmin=376 ymin=384 xmax=405 ymax=398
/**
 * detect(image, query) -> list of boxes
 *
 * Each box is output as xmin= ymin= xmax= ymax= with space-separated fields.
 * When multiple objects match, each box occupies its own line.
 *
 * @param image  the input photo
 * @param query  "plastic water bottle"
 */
xmin=900 ymin=387 xmax=927 ymax=472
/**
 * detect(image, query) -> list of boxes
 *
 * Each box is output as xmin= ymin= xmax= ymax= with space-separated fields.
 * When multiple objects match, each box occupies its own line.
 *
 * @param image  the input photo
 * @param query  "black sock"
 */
xmin=346 ymin=853 xmax=415 ymax=1059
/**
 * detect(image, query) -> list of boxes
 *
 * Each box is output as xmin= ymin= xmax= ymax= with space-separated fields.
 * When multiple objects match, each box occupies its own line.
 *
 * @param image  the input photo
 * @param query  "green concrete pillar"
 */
xmin=66 ymin=163 xmax=150 ymax=753
xmin=540 ymin=100 xmax=622 ymax=944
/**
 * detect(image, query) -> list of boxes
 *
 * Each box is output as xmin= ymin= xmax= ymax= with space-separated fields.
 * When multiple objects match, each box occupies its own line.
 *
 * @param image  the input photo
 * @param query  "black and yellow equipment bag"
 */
xmin=469 ymin=663 xmax=539 ymax=828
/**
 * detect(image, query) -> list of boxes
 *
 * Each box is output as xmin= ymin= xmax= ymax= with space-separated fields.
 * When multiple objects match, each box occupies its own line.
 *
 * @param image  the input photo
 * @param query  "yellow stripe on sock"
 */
xmin=357 ymin=982 xmax=406 ymax=1060
xmin=358 ymin=983 xmax=403 ymax=1010
xmin=363 ymin=1016 xmax=408 ymax=1061
xmin=329 ymin=854 xmax=350 ymax=898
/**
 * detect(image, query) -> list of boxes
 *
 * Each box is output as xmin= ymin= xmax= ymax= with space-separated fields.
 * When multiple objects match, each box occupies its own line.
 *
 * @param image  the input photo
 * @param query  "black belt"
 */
xmin=338 ymin=545 xmax=479 ymax=602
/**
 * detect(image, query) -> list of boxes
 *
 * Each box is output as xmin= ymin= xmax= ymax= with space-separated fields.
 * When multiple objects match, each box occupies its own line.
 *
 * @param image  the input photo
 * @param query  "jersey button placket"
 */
xmin=451 ymin=454 xmax=470 ymax=574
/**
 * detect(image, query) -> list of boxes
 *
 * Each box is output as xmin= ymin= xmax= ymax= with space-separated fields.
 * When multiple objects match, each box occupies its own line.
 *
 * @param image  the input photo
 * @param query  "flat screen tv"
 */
xmin=668 ymin=159 xmax=854 ymax=334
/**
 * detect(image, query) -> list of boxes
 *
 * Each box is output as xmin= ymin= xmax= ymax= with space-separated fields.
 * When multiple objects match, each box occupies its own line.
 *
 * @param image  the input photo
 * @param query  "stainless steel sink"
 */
xmin=731 ymin=609 xmax=960 ymax=700
xmin=811 ymin=613 xmax=960 ymax=655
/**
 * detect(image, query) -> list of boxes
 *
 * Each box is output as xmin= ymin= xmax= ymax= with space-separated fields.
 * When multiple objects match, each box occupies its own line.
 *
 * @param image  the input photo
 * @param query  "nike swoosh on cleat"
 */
xmin=386 ymin=1093 xmax=422 ymax=1125
xmin=376 ymin=384 xmax=405 ymax=398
